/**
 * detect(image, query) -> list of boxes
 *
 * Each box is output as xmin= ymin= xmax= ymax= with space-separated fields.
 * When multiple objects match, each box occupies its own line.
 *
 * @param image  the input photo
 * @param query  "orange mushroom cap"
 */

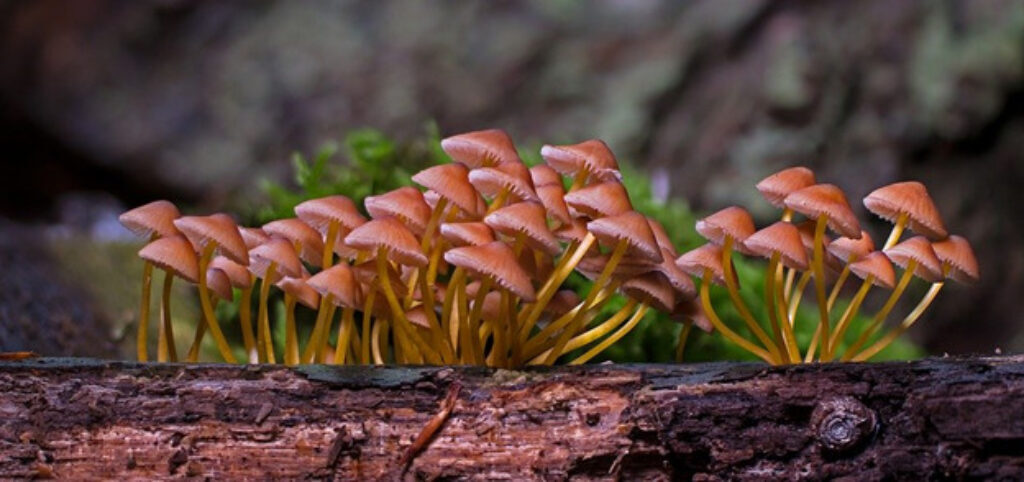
xmin=412 ymin=163 xmax=481 ymax=218
xmin=741 ymin=221 xmax=809 ymax=271
xmin=795 ymin=220 xmax=841 ymax=271
xmin=206 ymin=267 xmax=234 ymax=302
xmin=248 ymin=237 xmax=304 ymax=282
xmin=696 ymin=206 xmax=756 ymax=252
xmin=444 ymin=241 xmax=536 ymax=302
xmin=364 ymin=186 xmax=432 ymax=236
xmin=563 ymin=181 xmax=633 ymax=219
xmin=848 ymin=251 xmax=896 ymax=289
xmin=351 ymin=259 xmax=408 ymax=299
xmin=469 ymin=161 xmax=539 ymax=203
xmin=276 ymin=276 xmax=320 ymax=310
xmin=294 ymin=195 xmax=367 ymax=234
xmin=542 ymin=290 xmax=582 ymax=319
xmin=119 ymin=200 xmax=181 ymax=239
xmin=239 ymin=227 xmax=271 ymax=250
xmin=883 ymin=236 xmax=945 ymax=283
xmin=784 ymin=184 xmax=862 ymax=239
xmin=932 ymin=235 xmax=979 ymax=284
xmin=138 ymin=235 xmax=200 ymax=284
xmin=621 ymin=272 xmax=676 ymax=313
xmin=484 ymin=202 xmax=560 ymax=256
xmin=174 ymin=214 xmax=249 ymax=265
xmin=307 ymin=263 xmax=362 ymax=309
xmin=344 ymin=217 xmax=428 ymax=267
xmin=263 ymin=218 xmax=326 ymax=268
xmin=586 ymin=211 xmax=663 ymax=263
xmin=647 ymin=218 xmax=677 ymax=257
xmin=209 ymin=256 xmax=252 ymax=289
xmin=864 ymin=181 xmax=948 ymax=240
xmin=440 ymin=222 xmax=496 ymax=247
xmin=670 ymin=297 xmax=713 ymax=333
xmin=676 ymin=243 xmax=729 ymax=286
xmin=653 ymin=247 xmax=697 ymax=299
xmin=576 ymin=253 xmax=658 ymax=279
xmin=440 ymin=129 xmax=521 ymax=168
xmin=755 ymin=166 xmax=816 ymax=208
xmin=530 ymin=164 xmax=572 ymax=226
xmin=827 ymin=230 xmax=875 ymax=264
xmin=540 ymin=139 xmax=620 ymax=178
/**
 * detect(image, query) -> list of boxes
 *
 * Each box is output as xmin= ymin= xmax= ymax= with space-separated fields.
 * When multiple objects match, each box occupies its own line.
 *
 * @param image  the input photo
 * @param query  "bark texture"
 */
xmin=2 ymin=356 xmax=1023 ymax=480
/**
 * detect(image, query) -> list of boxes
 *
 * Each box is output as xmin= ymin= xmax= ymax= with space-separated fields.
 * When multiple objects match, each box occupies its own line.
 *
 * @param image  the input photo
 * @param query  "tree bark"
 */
xmin=1 ymin=356 xmax=1023 ymax=480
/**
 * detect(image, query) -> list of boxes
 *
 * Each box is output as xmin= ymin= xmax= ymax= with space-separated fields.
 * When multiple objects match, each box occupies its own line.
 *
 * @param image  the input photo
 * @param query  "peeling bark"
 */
xmin=1 ymin=356 xmax=1023 ymax=480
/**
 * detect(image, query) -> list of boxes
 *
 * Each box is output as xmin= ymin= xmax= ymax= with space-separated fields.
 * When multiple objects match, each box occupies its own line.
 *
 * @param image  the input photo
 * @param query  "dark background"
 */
xmin=1 ymin=0 xmax=1020 ymax=357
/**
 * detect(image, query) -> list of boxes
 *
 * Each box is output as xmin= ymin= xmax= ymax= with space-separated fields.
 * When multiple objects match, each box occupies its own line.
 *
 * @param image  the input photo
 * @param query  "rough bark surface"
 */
xmin=1 ymin=356 xmax=1023 ymax=480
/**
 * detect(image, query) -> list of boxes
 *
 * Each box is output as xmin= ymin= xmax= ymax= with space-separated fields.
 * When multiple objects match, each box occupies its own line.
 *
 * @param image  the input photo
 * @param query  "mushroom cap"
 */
xmin=563 ymin=181 xmax=633 ymax=219
xmin=539 ymin=139 xmax=619 ymax=177
xmin=647 ymin=218 xmax=677 ymax=257
xmin=344 ymin=217 xmax=428 ymax=267
xmin=484 ymin=202 xmax=560 ymax=256
xmin=209 ymin=256 xmax=252 ymax=289
xmin=932 ymin=235 xmax=979 ymax=284
xmin=864 ymin=181 xmax=948 ymax=240
xmin=138 ymin=235 xmax=200 ymax=284
xmin=576 ymin=253 xmax=658 ymax=279
xmin=555 ymin=218 xmax=590 ymax=243
xmin=586 ymin=211 xmax=663 ymax=263
xmin=755 ymin=166 xmax=816 ymax=208
xmin=444 ymin=241 xmax=536 ymax=302
xmin=263 ymin=218 xmax=325 ymax=268
xmin=696 ymin=206 xmax=756 ymax=251
xmin=351 ymin=259 xmax=408 ymax=298
xmin=795 ymin=220 xmax=841 ymax=271
xmin=440 ymin=222 xmax=495 ymax=247
xmin=440 ymin=129 xmax=521 ymax=168
xmin=119 ymin=200 xmax=181 ymax=239
xmin=248 ymin=237 xmax=304 ymax=282
xmin=532 ymin=180 xmax=572 ymax=227
xmin=621 ymin=272 xmax=676 ymax=313
xmin=239 ymin=227 xmax=271 ymax=250
xmin=827 ymin=230 xmax=875 ymax=264
xmin=848 ymin=251 xmax=896 ymax=289
xmin=469 ymin=291 xmax=503 ymax=323
xmin=676 ymin=243 xmax=728 ymax=286
xmin=206 ymin=267 xmax=234 ymax=302
xmin=654 ymin=248 xmax=697 ymax=298
xmin=742 ymin=222 xmax=809 ymax=271
xmin=542 ymin=290 xmax=582 ymax=318
xmin=307 ymin=263 xmax=362 ymax=309
xmin=405 ymin=306 xmax=435 ymax=329
xmin=883 ymin=236 xmax=945 ymax=283
xmin=276 ymin=276 xmax=320 ymax=310
xmin=670 ymin=297 xmax=713 ymax=333
xmin=364 ymin=186 xmax=432 ymax=236
xmin=294 ymin=195 xmax=367 ymax=234
xmin=424 ymin=189 xmax=486 ymax=222
xmin=412 ymin=163 xmax=481 ymax=218
xmin=173 ymin=214 xmax=249 ymax=265
xmin=469 ymin=161 xmax=538 ymax=203
xmin=784 ymin=184 xmax=862 ymax=239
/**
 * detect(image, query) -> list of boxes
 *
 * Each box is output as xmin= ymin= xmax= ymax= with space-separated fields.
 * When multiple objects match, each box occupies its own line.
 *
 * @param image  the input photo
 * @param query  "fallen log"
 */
xmin=1 ymin=356 xmax=1023 ymax=480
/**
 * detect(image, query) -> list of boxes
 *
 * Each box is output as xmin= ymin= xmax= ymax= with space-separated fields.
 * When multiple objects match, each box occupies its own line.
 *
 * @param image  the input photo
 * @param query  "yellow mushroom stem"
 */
xmin=809 ymin=215 xmax=831 ymax=361
xmin=826 ymin=275 xmax=875 ymax=359
xmin=782 ymin=267 xmax=796 ymax=303
xmin=196 ymin=243 xmax=237 ymax=363
xmin=240 ymin=283 xmax=257 ymax=363
xmin=851 ymin=277 xmax=945 ymax=362
xmin=781 ymin=207 xmax=793 ymax=223
xmin=788 ymin=271 xmax=812 ymax=321
xmin=841 ymin=258 xmax=919 ymax=361
xmin=521 ymin=283 xmax=616 ymax=360
xmin=283 ymin=295 xmax=300 ymax=365
xmin=543 ymin=297 xmax=638 ymax=362
xmin=542 ymin=237 xmax=629 ymax=366
xmin=827 ymin=262 xmax=854 ymax=312
xmin=721 ymin=237 xmax=783 ymax=363
xmin=675 ymin=321 xmax=693 ymax=362
xmin=419 ymin=269 xmax=455 ymax=364
xmin=700 ymin=270 xmax=774 ymax=363
xmin=883 ymin=212 xmax=910 ymax=251
xmin=185 ymin=298 xmax=215 ymax=362
xmin=773 ymin=267 xmax=800 ymax=362
xmin=405 ymin=198 xmax=450 ymax=309
xmin=466 ymin=277 xmax=494 ymax=365
xmin=137 ymin=233 xmax=158 ymax=361
xmin=257 ymin=263 xmax=278 ymax=364
xmin=360 ymin=289 xmax=376 ymax=365
xmin=376 ymin=248 xmax=441 ymax=364
xmin=763 ymin=253 xmax=790 ymax=363
xmin=318 ymin=304 xmax=339 ymax=363
xmin=302 ymin=294 xmax=333 ymax=363
xmin=442 ymin=267 xmax=465 ymax=354
xmin=486 ymin=188 xmax=509 ymax=216
xmin=485 ymin=289 xmax=511 ymax=367
xmin=518 ymin=233 xmax=597 ymax=344
xmin=157 ymin=270 xmax=177 ymax=362
xmin=371 ymin=319 xmax=387 ymax=365
xmin=569 ymin=303 xmax=650 ymax=366
xmin=569 ymin=168 xmax=590 ymax=191
xmin=334 ymin=307 xmax=356 ymax=365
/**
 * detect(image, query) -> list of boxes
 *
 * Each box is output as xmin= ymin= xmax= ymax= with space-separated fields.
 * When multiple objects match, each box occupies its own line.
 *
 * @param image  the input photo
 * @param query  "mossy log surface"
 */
xmin=1 ymin=356 xmax=1023 ymax=480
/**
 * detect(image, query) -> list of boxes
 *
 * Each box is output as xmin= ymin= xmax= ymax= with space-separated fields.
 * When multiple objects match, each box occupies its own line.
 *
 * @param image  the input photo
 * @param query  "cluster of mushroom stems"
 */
xmin=677 ymin=168 xmax=978 ymax=364
xmin=121 ymin=129 xmax=708 ymax=367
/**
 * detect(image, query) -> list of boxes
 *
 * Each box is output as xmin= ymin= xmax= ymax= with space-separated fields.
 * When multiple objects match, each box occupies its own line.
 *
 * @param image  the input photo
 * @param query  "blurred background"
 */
xmin=0 ymin=0 xmax=1020 ymax=360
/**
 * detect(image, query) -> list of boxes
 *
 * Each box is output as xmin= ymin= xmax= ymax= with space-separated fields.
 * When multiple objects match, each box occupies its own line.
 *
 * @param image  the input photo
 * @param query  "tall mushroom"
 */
xmin=864 ymin=181 xmax=948 ymax=250
xmin=276 ymin=276 xmax=320 ymax=365
xmin=137 ymin=235 xmax=199 ymax=362
xmin=826 ymin=251 xmax=895 ymax=361
xmin=185 ymin=267 xmax=234 ymax=362
xmin=209 ymin=256 xmax=257 ymax=362
xmin=755 ymin=166 xmax=816 ymax=222
xmin=248 ymin=237 xmax=304 ymax=363
xmin=306 ymin=263 xmax=362 ymax=364
xmin=741 ymin=221 xmax=809 ymax=363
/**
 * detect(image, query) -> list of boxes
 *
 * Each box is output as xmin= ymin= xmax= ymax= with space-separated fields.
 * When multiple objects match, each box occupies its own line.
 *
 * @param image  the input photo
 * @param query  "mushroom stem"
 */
xmin=360 ymin=289 xmax=376 ymax=364
xmin=488 ymin=289 xmax=511 ymax=367
xmin=826 ymin=275 xmax=874 ymax=358
xmin=781 ymin=207 xmax=793 ymax=223
xmin=466 ymin=277 xmax=494 ymax=365
xmin=675 ymin=322 xmax=693 ymax=362
xmin=700 ymin=270 xmax=775 ymax=363
xmin=486 ymin=188 xmax=509 ymax=215
xmin=810 ymin=215 xmax=831 ymax=361
xmin=827 ymin=263 xmax=853 ymax=312
xmin=283 ymin=294 xmax=299 ymax=365
xmin=883 ymin=212 xmax=910 ymax=250
xmin=763 ymin=253 xmax=790 ymax=363
xmin=376 ymin=248 xmax=441 ymax=365
xmin=323 ymin=220 xmax=339 ymax=270
xmin=257 ymin=263 xmax=278 ymax=364
xmin=137 ymin=235 xmax=157 ymax=361
xmin=455 ymin=271 xmax=471 ymax=364
xmin=521 ymin=284 xmax=615 ymax=359
xmin=371 ymin=319 xmax=387 ymax=364
xmin=568 ymin=303 xmax=649 ymax=365
xmin=157 ymin=271 xmax=177 ymax=362
xmin=318 ymin=304 xmax=338 ymax=363
xmin=569 ymin=169 xmax=589 ymax=191
xmin=419 ymin=267 xmax=455 ymax=364
xmin=302 ymin=294 xmax=333 ymax=363
xmin=186 ymin=298 xmax=220 ymax=362
xmin=442 ymin=267 xmax=465 ymax=355
xmin=334 ymin=307 xmax=355 ymax=365
xmin=240 ymin=284 xmax=257 ymax=363
xmin=788 ymin=271 xmax=812 ymax=321
xmin=542 ymin=237 xmax=628 ymax=366
xmin=721 ymin=237 xmax=783 ymax=363
xmin=519 ymin=233 xmax=597 ymax=344
xmin=197 ymin=243 xmax=237 ymax=363
xmin=841 ymin=259 xmax=918 ymax=361
xmin=782 ymin=266 xmax=796 ymax=303
xmin=851 ymin=279 xmax=945 ymax=361
xmin=773 ymin=267 xmax=800 ymax=362
xmin=542 ymin=297 xmax=637 ymax=361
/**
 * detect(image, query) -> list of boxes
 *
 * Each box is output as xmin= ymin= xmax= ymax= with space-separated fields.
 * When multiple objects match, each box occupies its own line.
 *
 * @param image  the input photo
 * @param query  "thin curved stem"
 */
xmin=283 ymin=295 xmax=299 ymax=365
xmin=788 ymin=271 xmax=812 ymax=322
xmin=569 ymin=304 xmax=649 ymax=365
xmin=518 ymin=233 xmax=596 ymax=344
xmin=486 ymin=188 xmax=509 ymax=215
xmin=360 ymin=289 xmax=376 ymax=365
xmin=826 ymin=276 xmax=874 ymax=359
xmin=317 ymin=304 xmax=337 ymax=363
xmin=257 ymin=263 xmax=277 ymax=364
xmin=186 ymin=299 xmax=219 ymax=362
xmin=467 ymin=277 xmax=494 ymax=365
xmin=158 ymin=271 xmax=177 ymax=362
xmin=419 ymin=268 xmax=454 ymax=364
xmin=521 ymin=284 xmax=616 ymax=359
xmin=827 ymin=264 xmax=852 ymax=312
xmin=442 ymin=267 xmax=465 ymax=356
xmin=377 ymin=248 xmax=440 ymax=365
xmin=764 ymin=253 xmax=789 ymax=363
xmin=841 ymin=259 xmax=918 ymax=361
xmin=852 ymin=281 xmax=944 ymax=361
xmin=303 ymin=294 xmax=333 ymax=363
xmin=197 ymin=243 xmax=237 ymax=363
xmin=137 ymin=257 xmax=155 ymax=362
xmin=239 ymin=284 xmax=257 ymax=363
xmin=371 ymin=319 xmax=387 ymax=365
xmin=700 ymin=270 xmax=774 ymax=363
xmin=675 ymin=322 xmax=693 ymax=362
xmin=721 ymin=237 xmax=782 ymax=362
xmin=334 ymin=306 xmax=356 ymax=365
xmin=883 ymin=212 xmax=909 ymax=251
xmin=810 ymin=215 xmax=831 ymax=361
xmin=555 ymin=298 xmax=637 ymax=358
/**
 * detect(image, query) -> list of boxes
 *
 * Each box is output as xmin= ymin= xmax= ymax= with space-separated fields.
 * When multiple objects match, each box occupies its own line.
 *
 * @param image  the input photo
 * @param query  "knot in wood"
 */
xmin=811 ymin=396 xmax=877 ymax=454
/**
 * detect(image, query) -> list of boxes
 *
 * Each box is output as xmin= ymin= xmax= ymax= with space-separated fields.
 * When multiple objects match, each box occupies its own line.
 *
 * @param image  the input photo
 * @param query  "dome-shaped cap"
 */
xmin=276 ymin=276 xmax=320 ymax=310
xmin=138 ymin=235 xmax=200 ymax=284
xmin=404 ymin=306 xmax=435 ymax=329
xmin=239 ymin=227 xmax=270 ymax=250
xmin=932 ymin=235 xmax=979 ymax=284
xmin=351 ymin=259 xmax=408 ymax=298
xmin=654 ymin=248 xmax=697 ymax=298
xmin=344 ymin=217 xmax=428 ymax=267
xmin=755 ymin=167 xmax=816 ymax=208
xmin=676 ymin=243 xmax=728 ymax=286
xmin=864 ymin=181 xmax=948 ymax=240
xmin=412 ymin=163 xmax=481 ymax=217
xmin=440 ymin=129 xmax=521 ymax=168
xmin=174 ymin=214 xmax=249 ymax=265
xmin=647 ymin=218 xmax=677 ymax=256
xmin=784 ymin=184 xmax=862 ymax=239
xmin=563 ymin=181 xmax=633 ymax=219
xmin=828 ymin=231 xmax=875 ymax=264
xmin=209 ymin=256 xmax=252 ymax=289
xmin=696 ymin=206 xmax=756 ymax=247
xmin=531 ymin=169 xmax=572 ymax=226
xmin=540 ymin=139 xmax=619 ymax=177
xmin=849 ymin=251 xmax=896 ymax=289
xmin=307 ymin=263 xmax=362 ymax=309
xmin=365 ymin=186 xmax=432 ymax=236
xmin=742 ymin=222 xmax=809 ymax=271
xmin=119 ymin=200 xmax=181 ymax=239
xmin=440 ymin=222 xmax=495 ymax=247
xmin=883 ymin=236 xmax=944 ymax=283
xmin=794 ymin=220 xmax=840 ymax=271
xmin=263 ymin=218 xmax=325 ymax=268
xmin=484 ymin=202 xmax=560 ymax=256
xmin=670 ymin=297 xmax=713 ymax=333
xmin=576 ymin=253 xmax=658 ymax=279
xmin=206 ymin=267 xmax=234 ymax=301
xmin=444 ymin=241 xmax=536 ymax=301
xmin=586 ymin=211 xmax=663 ymax=263
xmin=294 ymin=195 xmax=367 ymax=234
xmin=248 ymin=237 xmax=304 ymax=282
xmin=621 ymin=272 xmax=675 ymax=313
xmin=469 ymin=161 xmax=538 ymax=203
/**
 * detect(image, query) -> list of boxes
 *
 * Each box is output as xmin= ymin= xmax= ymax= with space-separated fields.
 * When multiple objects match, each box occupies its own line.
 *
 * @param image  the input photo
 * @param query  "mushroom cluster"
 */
xmin=679 ymin=168 xmax=979 ymax=364
xmin=121 ymin=129 xmax=707 ymax=366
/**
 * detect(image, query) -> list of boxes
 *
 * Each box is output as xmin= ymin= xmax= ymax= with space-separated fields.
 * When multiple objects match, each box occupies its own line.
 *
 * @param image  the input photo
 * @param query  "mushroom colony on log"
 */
xmin=119 ymin=130 xmax=978 ymax=366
